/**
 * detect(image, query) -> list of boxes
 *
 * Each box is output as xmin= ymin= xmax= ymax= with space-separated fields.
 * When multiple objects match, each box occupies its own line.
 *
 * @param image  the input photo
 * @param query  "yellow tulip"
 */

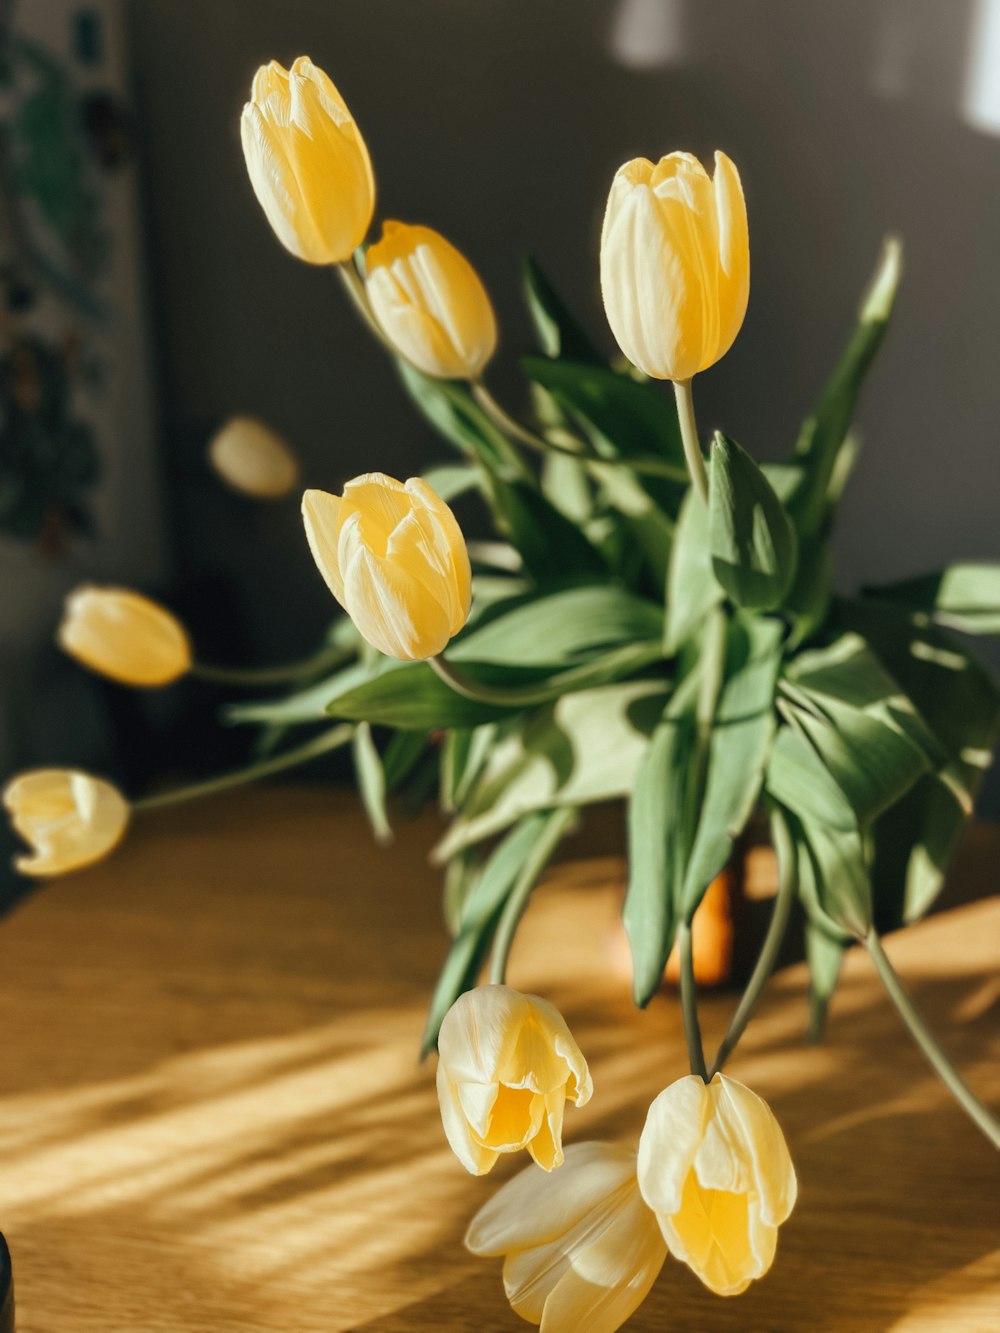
xmin=58 ymin=586 xmax=192 ymax=687
xmin=636 ymin=1073 xmax=797 ymax=1297
xmin=241 ymin=56 xmax=374 ymax=265
xmin=600 ymin=151 xmax=749 ymax=381
xmin=2 ymin=769 xmax=129 ymax=877
xmin=208 ymin=415 xmax=299 ymax=499
xmin=466 ymin=1142 xmax=666 ymax=1332
xmin=365 ymin=222 xmax=497 ymax=379
xmin=302 ymin=473 xmax=471 ymax=661
xmin=436 ymin=984 xmax=592 ymax=1175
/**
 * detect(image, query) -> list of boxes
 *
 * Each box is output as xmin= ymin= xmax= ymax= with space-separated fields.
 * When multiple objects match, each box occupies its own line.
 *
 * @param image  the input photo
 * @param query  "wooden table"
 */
xmin=0 ymin=786 xmax=997 ymax=1332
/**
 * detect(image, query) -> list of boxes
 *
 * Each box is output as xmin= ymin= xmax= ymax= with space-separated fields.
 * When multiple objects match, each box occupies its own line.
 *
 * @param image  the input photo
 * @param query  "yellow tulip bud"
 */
xmin=365 ymin=222 xmax=497 ymax=379
xmin=637 ymin=1073 xmax=797 ymax=1297
xmin=302 ymin=473 xmax=471 ymax=661
xmin=2 ymin=769 xmax=129 ymax=877
xmin=58 ymin=585 xmax=192 ymax=688
xmin=600 ymin=151 xmax=749 ymax=381
xmin=436 ymin=984 xmax=593 ymax=1175
xmin=466 ymin=1142 xmax=666 ymax=1332
xmin=208 ymin=415 xmax=299 ymax=499
xmin=240 ymin=56 xmax=374 ymax=265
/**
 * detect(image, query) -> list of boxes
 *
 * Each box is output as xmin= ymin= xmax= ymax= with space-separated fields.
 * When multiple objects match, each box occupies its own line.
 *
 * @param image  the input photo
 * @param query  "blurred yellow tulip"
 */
xmin=600 ymin=151 xmax=749 ymax=382
xmin=365 ymin=222 xmax=497 ymax=379
xmin=2 ymin=769 xmax=129 ymax=877
xmin=241 ymin=56 xmax=374 ymax=265
xmin=58 ymin=585 xmax=192 ymax=688
xmin=208 ymin=415 xmax=299 ymax=499
xmin=637 ymin=1073 xmax=797 ymax=1296
xmin=466 ymin=1142 xmax=666 ymax=1332
xmin=436 ymin=984 xmax=592 ymax=1175
xmin=302 ymin=473 xmax=471 ymax=661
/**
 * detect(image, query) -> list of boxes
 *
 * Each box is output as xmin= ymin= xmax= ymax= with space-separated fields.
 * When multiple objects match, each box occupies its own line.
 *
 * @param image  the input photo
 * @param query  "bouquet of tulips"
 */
xmin=5 ymin=54 xmax=1000 ymax=1329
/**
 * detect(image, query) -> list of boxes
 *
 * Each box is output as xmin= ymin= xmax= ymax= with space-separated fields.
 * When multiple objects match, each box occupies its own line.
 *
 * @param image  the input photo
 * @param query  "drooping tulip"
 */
xmin=58 ymin=586 xmax=192 ymax=688
xmin=637 ymin=1073 xmax=797 ymax=1297
xmin=436 ymin=984 xmax=592 ymax=1175
xmin=600 ymin=151 xmax=749 ymax=382
xmin=208 ymin=415 xmax=299 ymax=499
xmin=365 ymin=222 xmax=497 ymax=379
xmin=302 ymin=473 xmax=471 ymax=661
xmin=466 ymin=1142 xmax=666 ymax=1332
xmin=2 ymin=769 xmax=129 ymax=877
xmin=241 ymin=56 xmax=374 ymax=265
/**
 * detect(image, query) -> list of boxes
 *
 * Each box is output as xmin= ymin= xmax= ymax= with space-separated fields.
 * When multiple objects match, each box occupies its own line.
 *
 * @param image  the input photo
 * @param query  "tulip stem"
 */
xmin=707 ymin=815 xmax=797 ymax=1080
xmin=489 ymin=806 xmax=578 ymax=984
xmin=865 ymin=928 xmax=1000 ymax=1151
xmin=673 ymin=379 xmax=709 ymax=503
xmin=191 ymin=645 xmax=352 ymax=688
xmin=132 ymin=725 xmax=353 ymax=812
xmin=428 ymin=641 xmax=662 ymax=710
xmin=679 ymin=921 xmax=709 ymax=1081
xmin=471 ymin=381 xmax=689 ymax=482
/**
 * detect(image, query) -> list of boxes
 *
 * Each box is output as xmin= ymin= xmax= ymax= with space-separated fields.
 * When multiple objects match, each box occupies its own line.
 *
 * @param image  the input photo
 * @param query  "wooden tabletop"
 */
xmin=0 ymin=785 xmax=997 ymax=1332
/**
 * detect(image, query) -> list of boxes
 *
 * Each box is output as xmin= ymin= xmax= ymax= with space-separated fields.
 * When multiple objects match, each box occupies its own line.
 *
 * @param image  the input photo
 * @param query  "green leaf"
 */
xmin=225 ymin=660 xmax=374 ymax=726
xmin=624 ymin=707 xmax=695 ymax=1006
xmin=421 ymin=914 xmax=500 ymax=1058
xmin=804 ymin=918 xmax=848 ymax=1041
xmin=520 ymin=355 xmax=688 ymax=495
xmin=491 ymin=474 xmax=608 ymax=580
xmin=458 ymin=811 xmax=557 ymax=931
xmin=789 ymin=237 xmax=902 ymax=535
xmin=325 ymin=663 xmax=516 ymax=731
xmin=420 ymin=462 xmax=482 ymax=503
xmin=450 ymin=584 xmax=664 ymax=668
xmin=863 ymin=563 xmax=1000 ymax=635
xmin=709 ymin=433 xmax=797 ymax=611
xmin=785 ymin=539 xmax=834 ymax=648
xmin=765 ymin=726 xmax=858 ymax=832
xmin=352 ymin=723 xmax=392 ymax=844
xmin=793 ymin=811 xmax=872 ymax=940
xmin=381 ymin=729 xmax=428 ymax=792
xmin=664 ymin=488 xmax=723 ymax=653
xmin=434 ymin=679 xmax=670 ymax=856
xmin=522 ymin=256 xmax=603 ymax=363
xmin=680 ymin=617 xmax=784 ymax=918
xmin=396 ymin=362 xmax=520 ymax=476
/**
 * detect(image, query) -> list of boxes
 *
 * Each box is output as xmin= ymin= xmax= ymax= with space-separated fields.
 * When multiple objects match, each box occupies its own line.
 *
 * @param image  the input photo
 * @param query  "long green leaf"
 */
xmin=664 ymin=488 xmax=723 ymax=653
xmin=709 ymin=434 xmax=797 ymax=611
xmin=352 ymin=723 xmax=392 ymax=844
xmin=863 ymin=563 xmax=1000 ymax=635
xmin=491 ymin=474 xmax=608 ymax=580
xmin=789 ymin=237 xmax=902 ymax=535
xmin=522 ymin=256 xmax=603 ymax=363
xmin=765 ymin=726 xmax=858 ymax=832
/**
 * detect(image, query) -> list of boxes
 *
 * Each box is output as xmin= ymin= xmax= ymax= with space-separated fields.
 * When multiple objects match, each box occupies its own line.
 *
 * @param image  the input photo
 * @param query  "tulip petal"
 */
xmin=527 ymin=1086 xmax=566 ymax=1171
xmin=436 ymin=1065 xmax=498 ymax=1176
xmin=403 ymin=478 xmax=472 ymax=632
xmin=466 ymin=1142 xmax=639 ymax=1254
xmin=658 ymin=1170 xmax=771 ymax=1297
xmin=3 ymin=769 xmax=129 ymax=877
xmin=438 ymin=985 xmax=530 ymax=1084
xmin=709 ymin=1075 xmax=797 ymax=1227
xmin=712 ymin=152 xmax=750 ymax=362
xmin=57 ymin=586 xmax=191 ymax=688
xmin=342 ymin=544 xmax=452 ymax=660
xmin=637 ymin=1074 xmax=710 ymax=1218
xmin=302 ymin=489 xmax=347 ymax=603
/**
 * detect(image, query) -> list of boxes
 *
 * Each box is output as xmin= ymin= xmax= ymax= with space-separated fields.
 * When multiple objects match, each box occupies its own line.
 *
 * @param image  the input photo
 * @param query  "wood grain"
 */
xmin=0 ymin=786 xmax=997 ymax=1332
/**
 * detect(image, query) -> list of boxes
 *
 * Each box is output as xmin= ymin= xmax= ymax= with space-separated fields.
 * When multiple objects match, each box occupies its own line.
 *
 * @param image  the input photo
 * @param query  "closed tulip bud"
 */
xmin=466 ymin=1142 xmax=666 ymax=1333
xmin=2 ymin=769 xmax=129 ymax=877
xmin=365 ymin=222 xmax=497 ymax=379
xmin=436 ymin=984 xmax=592 ymax=1175
xmin=58 ymin=586 xmax=192 ymax=688
xmin=637 ymin=1073 xmax=797 ymax=1297
xmin=600 ymin=151 xmax=749 ymax=382
xmin=302 ymin=473 xmax=471 ymax=661
xmin=208 ymin=415 xmax=299 ymax=499
xmin=241 ymin=56 xmax=374 ymax=265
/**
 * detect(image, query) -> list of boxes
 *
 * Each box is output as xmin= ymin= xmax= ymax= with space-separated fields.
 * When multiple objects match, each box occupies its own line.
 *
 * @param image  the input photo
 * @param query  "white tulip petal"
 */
xmin=709 ymin=1075 xmax=797 ymax=1226
xmin=436 ymin=1065 xmax=497 ymax=1176
xmin=637 ymin=1074 xmax=710 ymax=1217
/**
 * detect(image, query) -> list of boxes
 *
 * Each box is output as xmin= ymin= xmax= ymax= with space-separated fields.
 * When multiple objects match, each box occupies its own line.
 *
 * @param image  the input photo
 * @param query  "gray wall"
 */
xmin=129 ymin=0 xmax=1000 ymax=662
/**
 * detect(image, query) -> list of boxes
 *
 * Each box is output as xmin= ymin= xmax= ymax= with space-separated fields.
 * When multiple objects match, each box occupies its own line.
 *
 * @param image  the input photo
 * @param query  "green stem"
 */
xmin=191 ymin=646 xmax=351 ymax=689
xmin=678 ymin=921 xmax=708 ymax=1081
xmin=428 ymin=641 xmax=662 ymax=710
xmin=132 ymin=725 xmax=353 ymax=813
xmin=472 ymin=380 xmax=689 ymax=482
xmin=673 ymin=379 xmax=709 ymax=503
xmin=707 ymin=814 xmax=797 ymax=1080
xmin=489 ymin=807 xmax=577 ymax=984
xmin=865 ymin=928 xmax=1000 ymax=1150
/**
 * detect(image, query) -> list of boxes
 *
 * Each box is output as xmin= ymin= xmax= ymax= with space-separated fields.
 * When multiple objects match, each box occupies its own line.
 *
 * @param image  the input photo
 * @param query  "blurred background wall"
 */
xmin=2 ymin=0 xmax=999 ymax=800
